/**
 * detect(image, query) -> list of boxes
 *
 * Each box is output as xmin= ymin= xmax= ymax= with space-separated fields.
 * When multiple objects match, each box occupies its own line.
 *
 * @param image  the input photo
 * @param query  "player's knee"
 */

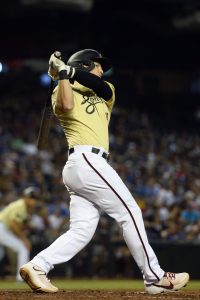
xmin=70 ymin=221 xmax=97 ymax=242
xmin=118 ymin=204 xmax=142 ymax=226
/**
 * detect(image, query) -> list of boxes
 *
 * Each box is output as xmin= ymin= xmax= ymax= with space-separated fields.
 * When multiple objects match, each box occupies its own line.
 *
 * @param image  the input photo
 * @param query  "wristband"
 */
xmin=59 ymin=70 xmax=69 ymax=80
xmin=68 ymin=66 xmax=75 ymax=78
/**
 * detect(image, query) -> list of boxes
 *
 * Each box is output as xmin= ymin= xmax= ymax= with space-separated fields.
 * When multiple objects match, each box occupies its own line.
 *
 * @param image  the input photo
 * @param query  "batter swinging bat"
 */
xmin=37 ymin=51 xmax=62 ymax=150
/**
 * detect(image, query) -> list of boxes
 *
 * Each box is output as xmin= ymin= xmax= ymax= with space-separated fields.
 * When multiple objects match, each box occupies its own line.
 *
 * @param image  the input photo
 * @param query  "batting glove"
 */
xmin=48 ymin=54 xmax=75 ymax=81
xmin=48 ymin=66 xmax=59 ymax=81
xmin=59 ymin=65 xmax=75 ymax=80
xmin=49 ymin=53 xmax=65 ymax=72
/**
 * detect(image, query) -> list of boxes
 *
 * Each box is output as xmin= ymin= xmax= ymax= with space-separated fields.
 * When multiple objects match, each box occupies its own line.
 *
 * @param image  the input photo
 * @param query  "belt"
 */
xmin=69 ymin=147 xmax=110 ymax=162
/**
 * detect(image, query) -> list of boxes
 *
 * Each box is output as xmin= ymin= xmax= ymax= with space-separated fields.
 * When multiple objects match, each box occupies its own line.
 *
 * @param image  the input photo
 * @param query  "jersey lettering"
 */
xmin=81 ymin=95 xmax=104 ymax=114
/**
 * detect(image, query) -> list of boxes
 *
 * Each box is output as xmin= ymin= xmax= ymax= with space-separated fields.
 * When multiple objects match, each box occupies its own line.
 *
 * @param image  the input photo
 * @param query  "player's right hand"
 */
xmin=48 ymin=66 xmax=59 ymax=81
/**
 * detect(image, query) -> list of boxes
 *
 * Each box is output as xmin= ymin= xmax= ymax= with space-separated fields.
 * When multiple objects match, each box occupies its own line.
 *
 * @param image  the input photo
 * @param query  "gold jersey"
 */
xmin=0 ymin=199 xmax=27 ymax=229
xmin=52 ymin=81 xmax=115 ymax=152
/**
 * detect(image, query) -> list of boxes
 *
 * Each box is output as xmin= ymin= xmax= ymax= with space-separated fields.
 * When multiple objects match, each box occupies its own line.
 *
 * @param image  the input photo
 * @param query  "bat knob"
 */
xmin=54 ymin=51 xmax=62 ymax=59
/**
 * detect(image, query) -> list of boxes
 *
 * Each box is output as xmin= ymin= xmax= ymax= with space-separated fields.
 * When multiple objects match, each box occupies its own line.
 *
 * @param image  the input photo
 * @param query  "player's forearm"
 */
xmin=56 ymin=80 xmax=74 ymax=111
xmin=10 ymin=221 xmax=27 ymax=240
xmin=73 ymin=69 xmax=113 ymax=100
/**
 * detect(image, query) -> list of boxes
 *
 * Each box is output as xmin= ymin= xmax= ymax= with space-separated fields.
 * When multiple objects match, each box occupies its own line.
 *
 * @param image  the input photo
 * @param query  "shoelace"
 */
xmin=165 ymin=272 xmax=176 ymax=280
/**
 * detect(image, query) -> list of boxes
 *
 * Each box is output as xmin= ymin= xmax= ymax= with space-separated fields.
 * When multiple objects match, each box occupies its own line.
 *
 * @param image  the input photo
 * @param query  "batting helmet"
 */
xmin=67 ymin=49 xmax=111 ymax=72
xmin=23 ymin=186 xmax=41 ymax=199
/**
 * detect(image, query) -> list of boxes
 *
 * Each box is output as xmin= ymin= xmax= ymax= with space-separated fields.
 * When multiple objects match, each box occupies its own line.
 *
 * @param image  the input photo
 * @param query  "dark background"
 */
xmin=1 ymin=0 xmax=200 ymax=126
xmin=1 ymin=0 xmax=200 ymax=67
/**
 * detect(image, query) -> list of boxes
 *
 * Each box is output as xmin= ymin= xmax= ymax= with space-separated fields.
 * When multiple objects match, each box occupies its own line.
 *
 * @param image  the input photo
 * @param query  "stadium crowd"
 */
xmin=0 ymin=71 xmax=200 ymax=278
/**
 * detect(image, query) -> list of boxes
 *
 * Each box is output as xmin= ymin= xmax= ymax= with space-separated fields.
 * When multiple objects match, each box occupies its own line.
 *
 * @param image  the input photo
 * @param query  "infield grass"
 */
xmin=0 ymin=279 xmax=199 ymax=290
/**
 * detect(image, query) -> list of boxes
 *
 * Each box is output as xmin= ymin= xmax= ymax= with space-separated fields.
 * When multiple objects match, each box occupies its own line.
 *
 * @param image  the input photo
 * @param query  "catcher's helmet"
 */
xmin=23 ymin=186 xmax=41 ymax=199
xmin=67 ymin=49 xmax=111 ymax=72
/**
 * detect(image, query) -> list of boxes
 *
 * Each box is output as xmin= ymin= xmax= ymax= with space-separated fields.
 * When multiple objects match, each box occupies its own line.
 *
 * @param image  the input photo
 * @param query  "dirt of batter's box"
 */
xmin=0 ymin=289 xmax=199 ymax=300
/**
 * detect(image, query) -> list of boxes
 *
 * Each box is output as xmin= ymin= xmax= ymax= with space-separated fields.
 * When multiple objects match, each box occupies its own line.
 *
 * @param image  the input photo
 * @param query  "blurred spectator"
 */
xmin=0 ymin=186 xmax=42 ymax=281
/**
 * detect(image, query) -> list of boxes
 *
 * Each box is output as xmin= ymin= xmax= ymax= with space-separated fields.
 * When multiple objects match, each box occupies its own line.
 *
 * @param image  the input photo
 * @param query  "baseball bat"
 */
xmin=37 ymin=51 xmax=62 ymax=150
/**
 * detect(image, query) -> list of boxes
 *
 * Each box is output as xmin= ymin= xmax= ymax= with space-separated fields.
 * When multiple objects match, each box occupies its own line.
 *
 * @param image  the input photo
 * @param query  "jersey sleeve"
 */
xmin=104 ymin=81 xmax=115 ymax=113
xmin=51 ymin=86 xmax=64 ymax=116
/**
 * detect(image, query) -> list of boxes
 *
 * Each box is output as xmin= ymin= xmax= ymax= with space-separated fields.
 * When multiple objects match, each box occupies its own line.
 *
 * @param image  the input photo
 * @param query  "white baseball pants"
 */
xmin=31 ymin=146 xmax=164 ymax=284
xmin=0 ymin=222 xmax=30 ymax=281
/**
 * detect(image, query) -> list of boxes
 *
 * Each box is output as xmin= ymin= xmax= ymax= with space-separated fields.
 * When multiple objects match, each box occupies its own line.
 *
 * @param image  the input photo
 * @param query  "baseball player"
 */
xmin=0 ymin=186 xmax=41 ymax=281
xmin=20 ymin=49 xmax=189 ymax=294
